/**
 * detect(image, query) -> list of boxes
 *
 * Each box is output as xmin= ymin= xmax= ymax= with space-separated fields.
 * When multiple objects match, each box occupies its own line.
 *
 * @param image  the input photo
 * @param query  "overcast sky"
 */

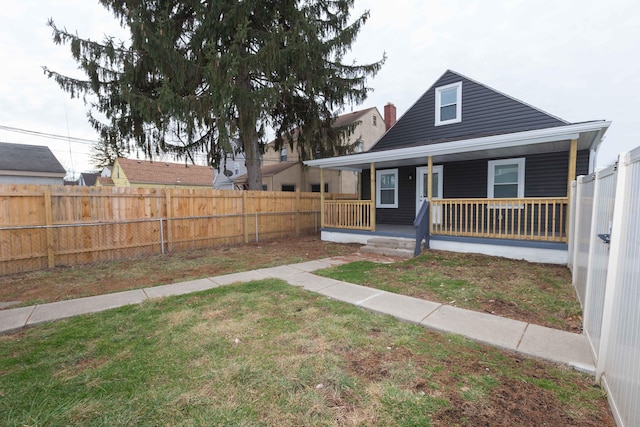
xmin=1 ymin=0 xmax=638 ymax=177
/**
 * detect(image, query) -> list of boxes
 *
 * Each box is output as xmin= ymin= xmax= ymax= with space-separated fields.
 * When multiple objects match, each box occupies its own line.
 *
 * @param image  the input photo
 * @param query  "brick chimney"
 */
xmin=384 ymin=102 xmax=396 ymax=130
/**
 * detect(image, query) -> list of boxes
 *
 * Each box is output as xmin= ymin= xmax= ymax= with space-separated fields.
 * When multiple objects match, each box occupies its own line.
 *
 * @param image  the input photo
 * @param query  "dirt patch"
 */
xmin=341 ymin=340 xmax=614 ymax=427
xmin=0 ymin=236 xmax=360 ymax=306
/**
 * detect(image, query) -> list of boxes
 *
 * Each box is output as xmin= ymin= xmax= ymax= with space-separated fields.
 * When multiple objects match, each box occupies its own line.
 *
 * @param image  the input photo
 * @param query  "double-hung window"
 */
xmin=487 ymin=158 xmax=525 ymax=199
xmin=376 ymin=169 xmax=398 ymax=208
xmin=435 ymin=82 xmax=462 ymax=126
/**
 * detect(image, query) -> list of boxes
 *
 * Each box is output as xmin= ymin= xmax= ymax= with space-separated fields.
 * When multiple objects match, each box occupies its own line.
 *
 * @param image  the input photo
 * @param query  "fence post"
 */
xmin=596 ymin=154 xmax=629 ymax=381
xmin=296 ymin=191 xmax=301 ymax=237
xmin=571 ymin=176 xmax=586 ymax=284
xmin=255 ymin=213 xmax=259 ymax=242
xmin=243 ymin=191 xmax=249 ymax=243
xmin=159 ymin=218 xmax=165 ymax=255
xmin=43 ymin=188 xmax=55 ymax=268
xmin=164 ymin=191 xmax=173 ymax=252
xmin=567 ymin=181 xmax=576 ymax=269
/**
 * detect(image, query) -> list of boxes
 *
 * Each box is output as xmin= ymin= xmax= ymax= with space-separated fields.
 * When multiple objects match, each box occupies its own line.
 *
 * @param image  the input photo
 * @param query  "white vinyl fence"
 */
xmin=569 ymin=145 xmax=640 ymax=427
xmin=570 ymin=173 xmax=596 ymax=304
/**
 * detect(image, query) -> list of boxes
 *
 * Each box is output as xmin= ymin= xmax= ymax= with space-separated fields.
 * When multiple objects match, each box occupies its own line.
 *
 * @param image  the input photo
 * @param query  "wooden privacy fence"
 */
xmin=0 ymin=185 xmax=353 ymax=275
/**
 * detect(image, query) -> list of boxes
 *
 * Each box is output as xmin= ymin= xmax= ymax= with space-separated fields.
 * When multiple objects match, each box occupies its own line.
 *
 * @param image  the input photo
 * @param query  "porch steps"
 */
xmin=360 ymin=237 xmax=416 ymax=258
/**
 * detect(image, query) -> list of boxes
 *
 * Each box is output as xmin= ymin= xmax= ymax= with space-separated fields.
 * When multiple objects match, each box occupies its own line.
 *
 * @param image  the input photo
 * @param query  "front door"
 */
xmin=416 ymin=166 xmax=443 ymax=222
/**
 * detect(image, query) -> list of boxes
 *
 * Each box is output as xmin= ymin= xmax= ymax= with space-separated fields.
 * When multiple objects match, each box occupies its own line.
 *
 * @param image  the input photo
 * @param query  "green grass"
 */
xmin=315 ymin=251 xmax=583 ymax=330
xmin=0 ymin=279 xmax=611 ymax=426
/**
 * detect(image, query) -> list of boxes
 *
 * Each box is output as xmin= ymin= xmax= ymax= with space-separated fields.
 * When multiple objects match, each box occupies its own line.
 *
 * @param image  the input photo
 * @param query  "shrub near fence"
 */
xmin=0 ymin=185 xmax=353 ymax=276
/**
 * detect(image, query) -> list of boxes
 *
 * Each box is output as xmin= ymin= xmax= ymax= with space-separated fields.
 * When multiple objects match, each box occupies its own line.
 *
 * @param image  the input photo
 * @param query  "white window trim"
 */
xmin=435 ymin=81 xmax=462 ymax=126
xmin=376 ymin=168 xmax=398 ymax=208
xmin=487 ymin=158 xmax=525 ymax=207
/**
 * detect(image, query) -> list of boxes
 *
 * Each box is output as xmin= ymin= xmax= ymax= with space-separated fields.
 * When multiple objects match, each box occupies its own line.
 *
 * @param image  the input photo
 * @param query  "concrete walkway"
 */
xmin=0 ymin=256 xmax=595 ymax=375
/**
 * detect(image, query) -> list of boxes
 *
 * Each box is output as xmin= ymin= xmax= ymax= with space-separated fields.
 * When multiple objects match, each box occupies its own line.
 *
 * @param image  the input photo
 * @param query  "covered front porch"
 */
xmin=321 ymin=195 xmax=570 ymax=243
xmin=306 ymin=123 xmax=611 ymax=263
xmin=319 ymin=196 xmax=570 ymax=264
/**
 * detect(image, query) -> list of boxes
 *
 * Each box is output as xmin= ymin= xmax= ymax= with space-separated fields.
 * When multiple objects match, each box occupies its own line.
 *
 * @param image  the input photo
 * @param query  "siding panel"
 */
xmin=372 ymin=70 xmax=567 ymax=152
xmin=359 ymin=150 xmax=584 ymax=225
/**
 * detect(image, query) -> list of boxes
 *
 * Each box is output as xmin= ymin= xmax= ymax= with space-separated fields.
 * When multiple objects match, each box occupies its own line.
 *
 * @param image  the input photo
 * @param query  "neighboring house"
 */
xmin=79 ymin=172 xmax=100 ymax=186
xmin=96 ymin=176 xmax=114 ymax=186
xmin=99 ymin=158 xmax=214 ymax=189
xmin=213 ymin=140 xmax=248 ymax=190
xmin=0 ymin=142 xmax=66 ymax=185
xmin=235 ymin=106 xmax=392 ymax=192
xmin=304 ymin=70 xmax=611 ymax=263
xmin=97 ymin=166 xmax=114 ymax=186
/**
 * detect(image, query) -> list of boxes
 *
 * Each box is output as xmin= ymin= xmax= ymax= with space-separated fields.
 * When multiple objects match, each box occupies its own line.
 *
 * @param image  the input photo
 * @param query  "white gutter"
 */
xmin=304 ymin=121 xmax=611 ymax=169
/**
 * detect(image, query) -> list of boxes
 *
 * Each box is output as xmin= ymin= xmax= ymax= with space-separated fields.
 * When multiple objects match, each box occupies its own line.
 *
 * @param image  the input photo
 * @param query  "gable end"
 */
xmin=371 ymin=70 xmax=569 ymax=152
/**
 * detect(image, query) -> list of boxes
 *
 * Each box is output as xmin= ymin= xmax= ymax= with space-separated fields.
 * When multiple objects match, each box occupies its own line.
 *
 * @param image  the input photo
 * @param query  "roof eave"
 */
xmin=304 ymin=121 xmax=611 ymax=170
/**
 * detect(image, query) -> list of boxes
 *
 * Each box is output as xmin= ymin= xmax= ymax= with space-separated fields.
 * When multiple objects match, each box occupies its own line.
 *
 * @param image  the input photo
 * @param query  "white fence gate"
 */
xmin=569 ymin=146 xmax=640 ymax=427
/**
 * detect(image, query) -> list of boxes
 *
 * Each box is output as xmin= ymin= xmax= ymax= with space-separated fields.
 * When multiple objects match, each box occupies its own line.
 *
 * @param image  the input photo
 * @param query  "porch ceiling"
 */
xmin=304 ymin=121 xmax=611 ymax=171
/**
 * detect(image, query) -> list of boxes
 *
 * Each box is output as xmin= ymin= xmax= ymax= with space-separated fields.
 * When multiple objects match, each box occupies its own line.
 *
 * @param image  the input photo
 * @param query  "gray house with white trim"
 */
xmin=0 ymin=142 xmax=66 ymax=185
xmin=304 ymin=70 xmax=610 ymax=264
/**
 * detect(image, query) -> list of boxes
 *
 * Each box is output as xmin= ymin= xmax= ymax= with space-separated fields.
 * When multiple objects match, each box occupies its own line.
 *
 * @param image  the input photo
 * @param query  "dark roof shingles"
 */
xmin=0 ymin=142 xmax=66 ymax=174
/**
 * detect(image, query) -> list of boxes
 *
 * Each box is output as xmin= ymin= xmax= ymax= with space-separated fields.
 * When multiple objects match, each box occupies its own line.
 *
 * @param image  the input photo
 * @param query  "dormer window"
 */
xmin=280 ymin=148 xmax=288 ymax=162
xmin=435 ymin=82 xmax=462 ymax=126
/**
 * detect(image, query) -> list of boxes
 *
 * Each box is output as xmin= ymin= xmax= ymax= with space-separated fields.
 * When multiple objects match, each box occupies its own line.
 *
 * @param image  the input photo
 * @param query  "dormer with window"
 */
xmin=280 ymin=148 xmax=288 ymax=162
xmin=435 ymin=81 xmax=462 ymax=126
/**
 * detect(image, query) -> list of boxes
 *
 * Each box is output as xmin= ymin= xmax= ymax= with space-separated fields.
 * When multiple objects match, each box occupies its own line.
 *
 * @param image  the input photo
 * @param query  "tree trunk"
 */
xmin=244 ymin=128 xmax=262 ymax=190
xmin=237 ymin=68 xmax=263 ymax=191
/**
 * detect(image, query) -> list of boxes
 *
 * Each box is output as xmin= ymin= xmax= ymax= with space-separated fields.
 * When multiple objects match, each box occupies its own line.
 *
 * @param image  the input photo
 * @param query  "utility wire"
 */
xmin=0 ymin=124 xmax=99 ymax=145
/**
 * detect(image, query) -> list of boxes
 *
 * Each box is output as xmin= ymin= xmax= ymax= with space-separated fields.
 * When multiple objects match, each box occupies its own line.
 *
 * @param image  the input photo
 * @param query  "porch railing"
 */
xmin=430 ymin=197 xmax=569 ymax=242
xmin=322 ymin=200 xmax=374 ymax=230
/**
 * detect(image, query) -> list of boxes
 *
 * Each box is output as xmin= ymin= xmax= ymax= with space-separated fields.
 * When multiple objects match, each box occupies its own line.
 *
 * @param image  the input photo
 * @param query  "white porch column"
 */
xmin=370 ymin=163 xmax=376 ymax=231
xmin=320 ymin=168 xmax=325 ymax=228
xmin=427 ymin=156 xmax=433 ymax=200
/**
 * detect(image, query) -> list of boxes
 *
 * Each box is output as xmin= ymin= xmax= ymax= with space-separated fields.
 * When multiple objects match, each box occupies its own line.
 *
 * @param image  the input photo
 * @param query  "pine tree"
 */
xmin=89 ymin=139 xmax=128 ymax=170
xmin=43 ymin=0 xmax=384 ymax=189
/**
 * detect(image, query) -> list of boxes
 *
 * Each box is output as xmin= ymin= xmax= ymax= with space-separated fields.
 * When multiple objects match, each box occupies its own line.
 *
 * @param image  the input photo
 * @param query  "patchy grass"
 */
xmin=315 ymin=250 xmax=582 ymax=331
xmin=0 ymin=237 xmax=359 ymax=307
xmin=0 ymin=280 xmax=613 ymax=426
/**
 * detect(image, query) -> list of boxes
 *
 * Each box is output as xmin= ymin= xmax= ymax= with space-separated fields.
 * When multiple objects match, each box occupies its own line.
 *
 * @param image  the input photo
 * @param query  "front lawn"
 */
xmin=315 ymin=250 xmax=582 ymax=331
xmin=0 ymin=280 xmax=612 ymax=426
